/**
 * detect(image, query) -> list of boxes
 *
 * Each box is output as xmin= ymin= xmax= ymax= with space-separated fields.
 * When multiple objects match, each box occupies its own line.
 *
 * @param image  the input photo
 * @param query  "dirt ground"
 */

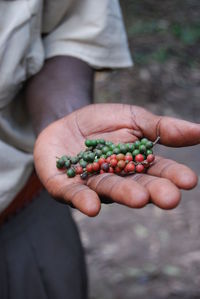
xmin=73 ymin=1 xmax=200 ymax=298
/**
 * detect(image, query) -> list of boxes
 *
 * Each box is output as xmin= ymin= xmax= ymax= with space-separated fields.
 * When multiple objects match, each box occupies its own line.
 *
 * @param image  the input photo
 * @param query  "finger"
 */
xmin=131 ymin=174 xmax=181 ymax=209
xmin=146 ymin=156 xmax=198 ymax=189
xmin=131 ymin=106 xmax=200 ymax=146
xmin=87 ymin=173 xmax=149 ymax=208
xmin=58 ymin=183 xmax=101 ymax=217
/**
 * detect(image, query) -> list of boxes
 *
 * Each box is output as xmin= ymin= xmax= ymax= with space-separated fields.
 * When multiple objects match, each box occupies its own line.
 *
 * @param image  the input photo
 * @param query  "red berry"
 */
xmin=86 ymin=163 xmax=93 ymax=173
xmin=109 ymin=167 xmax=114 ymax=173
xmin=76 ymin=166 xmax=83 ymax=174
xmin=110 ymin=154 xmax=117 ymax=159
xmin=101 ymin=162 xmax=109 ymax=172
xmin=125 ymin=155 xmax=133 ymax=162
xmin=106 ymin=157 xmax=111 ymax=163
xmin=147 ymin=154 xmax=155 ymax=163
xmin=136 ymin=164 xmax=144 ymax=173
xmin=92 ymin=162 xmax=100 ymax=172
xmin=135 ymin=154 xmax=145 ymax=163
xmin=98 ymin=157 xmax=106 ymax=165
xmin=117 ymin=160 xmax=126 ymax=169
xmin=116 ymin=154 xmax=125 ymax=161
xmin=100 ymin=169 xmax=105 ymax=174
xmin=125 ymin=162 xmax=135 ymax=173
xmin=114 ymin=166 xmax=122 ymax=173
xmin=110 ymin=158 xmax=118 ymax=167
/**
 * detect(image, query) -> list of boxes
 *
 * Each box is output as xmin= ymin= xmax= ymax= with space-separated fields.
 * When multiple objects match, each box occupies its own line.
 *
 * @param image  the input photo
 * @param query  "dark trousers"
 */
xmin=0 ymin=190 xmax=88 ymax=299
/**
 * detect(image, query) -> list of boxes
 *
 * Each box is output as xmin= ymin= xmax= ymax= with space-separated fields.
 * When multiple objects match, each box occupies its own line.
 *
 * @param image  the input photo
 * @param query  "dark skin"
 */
xmin=26 ymin=56 xmax=200 ymax=217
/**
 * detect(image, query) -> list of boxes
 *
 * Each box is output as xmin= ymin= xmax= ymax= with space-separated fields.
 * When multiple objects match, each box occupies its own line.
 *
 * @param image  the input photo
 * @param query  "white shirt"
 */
xmin=0 ymin=0 xmax=133 ymax=212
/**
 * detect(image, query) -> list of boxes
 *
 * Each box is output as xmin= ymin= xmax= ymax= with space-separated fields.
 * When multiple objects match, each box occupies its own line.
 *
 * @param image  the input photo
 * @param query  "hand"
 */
xmin=34 ymin=104 xmax=200 ymax=216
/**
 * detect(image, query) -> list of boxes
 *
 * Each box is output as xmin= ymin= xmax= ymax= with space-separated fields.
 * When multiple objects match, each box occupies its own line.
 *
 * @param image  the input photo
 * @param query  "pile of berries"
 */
xmin=56 ymin=138 xmax=158 ymax=179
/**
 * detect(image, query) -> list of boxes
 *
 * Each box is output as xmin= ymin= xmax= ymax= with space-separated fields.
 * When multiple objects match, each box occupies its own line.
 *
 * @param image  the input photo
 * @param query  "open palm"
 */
xmin=34 ymin=104 xmax=200 ymax=216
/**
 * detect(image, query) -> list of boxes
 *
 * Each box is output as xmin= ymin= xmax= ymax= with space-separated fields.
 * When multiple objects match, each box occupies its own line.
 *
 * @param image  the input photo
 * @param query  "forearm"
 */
xmin=25 ymin=56 xmax=94 ymax=135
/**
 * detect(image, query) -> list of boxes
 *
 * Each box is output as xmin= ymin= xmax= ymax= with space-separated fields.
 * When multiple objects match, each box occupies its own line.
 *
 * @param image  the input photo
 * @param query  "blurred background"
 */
xmin=73 ymin=1 xmax=200 ymax=298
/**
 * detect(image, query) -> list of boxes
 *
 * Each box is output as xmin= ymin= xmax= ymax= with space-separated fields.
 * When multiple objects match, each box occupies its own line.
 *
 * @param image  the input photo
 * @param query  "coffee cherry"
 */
xmin=110 ymin=158 xmax=118 ymax=167
xmin=106 ymin=156 xmax=111 ymax=163
xmin=118 ymin=144 xmax=127 ymax=154
xmin=81 ymin=172 xmax=88 ymax=180
xmin=141 ymin=138 xmax=148 ymax=145
xmin=147 ymin=154 xmax=155 ymax=163
xmin=98 ymin=157 xmax=106 ymax=165
xmin=102 ymin=146 xmax=110 ymax=154
xmin=64 ymin=159 xmax=71 ymax=169
xmin=85 ymin=139 xmax=92 ymax=147
xmin=76 ymin=166 xmax=83 ymax=174
xmin=135 ymin=154 xmax=145 ymax=163
xmin=114 ymin=166 xmax=122 ymax=173
xmin=56 ymin=159 xmax=65 ymax=169
xmin=67 ymin=168 xmax=76 ymax=178
xmin=101 ymin=163 xmax=110 ymax=172
xmin=106 ymin=151 xmax=113 ymax=158
xmin=134 ymin=141 xmax=140 ymax=149
xmin=79 ymin=159 xmax=88 ymax=168
xmin=116 ymin=154 xmax=125 ymax=161
xmin=136 ymin=164 xmax=144 ymax=173
xmin=139 ymin=145 xmax=146 ymax=154
xmin=125 ymin=154 xmax=133 ymax=162
xmin=92 ymin=162 xmax=100 ymax=172
xmin=125 ymin=162 xmax=135 ymax=173
xmin=117 ymin=160 xmax=126 ymax=169
xmin=146 ymin=149 xmax=153 ymax=155
xmin=109 ymin=167 xmax=114 ymax=173
xmin=126 ymin=143 xmax=135 ymax=152
xmin=94 ymin=149 xmax=102 ymax=157
xmin=86 ymin=164 xmax=93 ymax=173
xmin=146 ymin=141 xmax=153 ymax=149
xmin=132 ymin=149 xmax=140 ymax=157
xmin=113 ymin=147 xmax=120 ymax=155
xmin=70 ymin=156 xmax=79 ymax=164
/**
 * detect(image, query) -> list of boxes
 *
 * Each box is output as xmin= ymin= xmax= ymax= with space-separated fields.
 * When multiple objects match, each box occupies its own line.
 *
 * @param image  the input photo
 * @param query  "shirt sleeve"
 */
xmin=42 ymin=0 xmax=133 ymax=69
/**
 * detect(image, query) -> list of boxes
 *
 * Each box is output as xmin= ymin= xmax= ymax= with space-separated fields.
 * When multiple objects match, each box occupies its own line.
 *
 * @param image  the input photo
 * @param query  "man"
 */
xmin=0 ymin=1 xmax=199 ymax=298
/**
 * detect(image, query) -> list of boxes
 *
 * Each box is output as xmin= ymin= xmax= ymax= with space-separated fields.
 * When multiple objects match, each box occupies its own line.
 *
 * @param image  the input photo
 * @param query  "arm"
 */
xmin=25 ymin=56 xmax=94 ymax=135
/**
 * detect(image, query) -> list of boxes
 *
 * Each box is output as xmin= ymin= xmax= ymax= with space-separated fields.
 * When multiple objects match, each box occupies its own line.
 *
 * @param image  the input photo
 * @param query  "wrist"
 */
xmin=25 ymin=56 xmax=94 ymax=135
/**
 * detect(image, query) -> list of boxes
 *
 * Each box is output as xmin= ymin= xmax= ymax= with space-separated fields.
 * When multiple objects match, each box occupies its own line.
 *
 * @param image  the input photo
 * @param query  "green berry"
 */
xmin=90 ymin=139 xmax=97 ymax=147
xmin=88 ymin=152 xmax=95 ymax=162
xmin=78 ymin=151 xmax=84 ymax=159
xmin=98 ymin=139 xmax=105 ymax=145
xmin=106 ymin=151 xmax=113 ymax=158
xmin=118 ymin=144 xmax=127 ymax=154
xmin=67 ymin=168 xmax=76 ymax=178
xmin=109 ymin=144 xmax=116 ymax=151
xmin=126 ymin=143 xmax=135 ymax=152
xmin=132 ymin=149 xmax=140 ymax=157
xmin=139 ymin=145 xmax=146 ymax=154
xmin=85 ymin=139 xmax=92 ymax=147
xmin=96 ymin=144 xmax=104 ymax=150
xmin=146 ymin=149 xmax=153 ymax=155
xmin=134 ymin=141 xmax=141 ymax=149
xmin=79 ymin=159 xmax=88 ymax=168
xmin=94 ymin=149 xmax=102 ymax=157
xmin=141 ymin=138 xmax=148 ymax=145
xmin=146 ymin=141 xmax=153 ymax=149
xmin=113 ymin=147 xmax=120 ymax=155
xmin=64 ymin=160 xmax=71 ymax=168
xmin=70 ymin=156 xmax=79 ymax=164
xmin=56 ymin=159 xmax=65 ymax=169
xmin=100 ymin=154 xmax=106 ymax=159
xmin=102 ymin=146 xmax=110 ymax=154
xmin=105 ymin=141 xmax=113 ymax=147
xmin=83 ymin=152 xmax=89 ymax=161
